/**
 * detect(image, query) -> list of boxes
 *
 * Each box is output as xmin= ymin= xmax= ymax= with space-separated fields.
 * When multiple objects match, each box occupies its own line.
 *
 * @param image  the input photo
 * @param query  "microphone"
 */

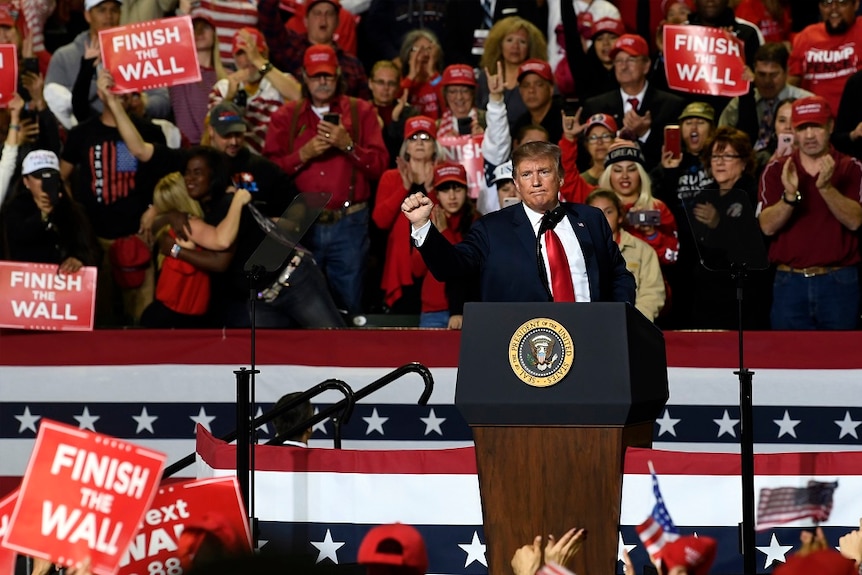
xmin=539 ymin=206 xmax=566 ymax=234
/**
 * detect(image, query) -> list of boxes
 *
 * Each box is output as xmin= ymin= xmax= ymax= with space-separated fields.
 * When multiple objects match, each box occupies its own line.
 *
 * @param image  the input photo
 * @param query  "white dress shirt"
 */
xmin=522 ymin=203 xmax=591 ymax=302
xmin=411 ymin=203 xmax=592 ymax=301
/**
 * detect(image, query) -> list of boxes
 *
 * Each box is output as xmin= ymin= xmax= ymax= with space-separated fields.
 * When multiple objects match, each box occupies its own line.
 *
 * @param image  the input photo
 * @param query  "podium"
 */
xmin=456 ymin=302 xmax=668 ymax=575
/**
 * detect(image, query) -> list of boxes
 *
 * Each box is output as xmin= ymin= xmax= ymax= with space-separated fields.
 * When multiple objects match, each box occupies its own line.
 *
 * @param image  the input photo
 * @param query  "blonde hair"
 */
xmin=153 ymin=172 xmax=204 ymax=218
xmin=479 ymin=17 xmax=548 ymax=72
xmin=598 ymin=161 xmax=656 ymax=212
xmin=371 ymin=60 xmax=401 ymax=79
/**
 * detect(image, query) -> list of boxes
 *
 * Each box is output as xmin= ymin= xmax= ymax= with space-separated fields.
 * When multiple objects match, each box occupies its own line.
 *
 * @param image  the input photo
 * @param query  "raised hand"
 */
xmin=484 ymin=61 xmax=505 ymax=102
xmin=544 ymin=527 xmax=586 ymax=569
xmin=401 ymin=192 xmax=434 ymax=229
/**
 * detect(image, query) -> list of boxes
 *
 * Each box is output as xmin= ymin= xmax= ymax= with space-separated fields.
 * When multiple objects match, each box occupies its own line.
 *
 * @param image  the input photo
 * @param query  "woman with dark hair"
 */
xmin=411 ymin=162 xmax=478 ymax=329
xmin=141 ymin=146 xmax=238 ymax=328
xmin=1 ymin=150 xmax=99 ymax=271
xmin=688 ymin=126 xmax=771 ymax=329
xmin=758 ymin=97 xmax=796 ymax=171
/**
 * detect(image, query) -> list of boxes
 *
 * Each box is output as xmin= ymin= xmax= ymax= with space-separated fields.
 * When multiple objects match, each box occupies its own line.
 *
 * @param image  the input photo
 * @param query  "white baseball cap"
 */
xmin=85 ymin=0 xmax=122 ymax=10
xmin=22 ymin=150 xmax=60 ymax=175
xmin=491 ymin=161 xmax=513 ymax=185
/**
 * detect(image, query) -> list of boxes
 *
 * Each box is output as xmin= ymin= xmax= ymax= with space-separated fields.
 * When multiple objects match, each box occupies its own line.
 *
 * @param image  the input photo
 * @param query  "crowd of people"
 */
xmin=0 ymin=0 xmax=861 ymax=331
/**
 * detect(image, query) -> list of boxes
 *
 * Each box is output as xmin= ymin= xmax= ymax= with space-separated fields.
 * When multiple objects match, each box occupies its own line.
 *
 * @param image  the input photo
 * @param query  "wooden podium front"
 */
xmin=456 ymin=303 xmax=668 ymax=575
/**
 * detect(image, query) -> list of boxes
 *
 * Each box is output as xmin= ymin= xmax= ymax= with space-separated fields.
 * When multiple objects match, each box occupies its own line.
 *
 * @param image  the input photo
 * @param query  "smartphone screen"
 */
xmin=563 ymin=98 xmax=580 ymax=117
xmin=457 ymin=117 xmax=472 ymax=135
xmin=776 ymin=133 xmax=794 ymax=157
xmin=664 ymin=125 xmax=681 ymax=159
xmin=323 ymin=112 xmax=340 ymax=125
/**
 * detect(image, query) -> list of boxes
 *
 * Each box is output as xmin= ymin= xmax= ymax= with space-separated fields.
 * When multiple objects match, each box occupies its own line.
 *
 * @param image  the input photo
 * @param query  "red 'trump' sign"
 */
xmin=100 ymin=16 xmax=201 ymax=93
xmin=2 ymin=420 xmax=166 ymax=575
xmin=663 ymin=25 xmax=750 ymax=97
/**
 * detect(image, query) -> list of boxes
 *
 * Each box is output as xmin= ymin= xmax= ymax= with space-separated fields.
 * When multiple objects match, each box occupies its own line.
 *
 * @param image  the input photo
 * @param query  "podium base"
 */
xmin=472 ymin=423 xmax=653 ymax=575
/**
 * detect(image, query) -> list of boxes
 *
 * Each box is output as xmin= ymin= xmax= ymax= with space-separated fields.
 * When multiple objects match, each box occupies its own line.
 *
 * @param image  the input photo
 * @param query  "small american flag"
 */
xmin=635 ymin=463 xmax=680 ymax=559
xmin=756 ymin=480 xmax=838 ymax=531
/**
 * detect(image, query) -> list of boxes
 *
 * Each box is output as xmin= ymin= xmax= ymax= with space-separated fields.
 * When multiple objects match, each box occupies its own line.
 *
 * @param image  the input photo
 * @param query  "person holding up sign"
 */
xmin=580 ymin=34 xmax=685 ymax=170
xmin=44 ymin=0 xmax=171 ymax=130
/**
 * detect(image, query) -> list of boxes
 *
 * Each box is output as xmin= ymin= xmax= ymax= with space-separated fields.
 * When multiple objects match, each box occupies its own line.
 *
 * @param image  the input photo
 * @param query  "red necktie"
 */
xmin=544 ymin=227 xmax=576 ymax=302
xmin=628 ymin=97 xmax=639 ymax=112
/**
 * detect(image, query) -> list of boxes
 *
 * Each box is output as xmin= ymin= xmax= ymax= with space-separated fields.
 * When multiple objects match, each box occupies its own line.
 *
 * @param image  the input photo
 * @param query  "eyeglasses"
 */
xmin=409 ymin=133 xmax=432 ymax=141
xmin=613 ymin=57 xmax=644 ymax=68
xmin=819 ymin=0 xmax=852 ymax=6
xmin=372 ymin=79 xmax=399 ymax=88
xmin=587 ymin=133 xmax=615 ymax=143
xmin=308 ymin=74 xmax=336 ymax=83
xmin=711 ymin=154 xmax=742 ymax=162
xmin=446 ymin=87 xmax=473 ymax=96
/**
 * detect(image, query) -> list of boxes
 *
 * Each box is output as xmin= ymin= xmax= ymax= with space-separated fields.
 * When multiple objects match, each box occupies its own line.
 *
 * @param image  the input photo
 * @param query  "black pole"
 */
xmin=234 ymin=367 xmax=256 ymax=512
xmin=733 ymin=265 xmax=756 ymax=575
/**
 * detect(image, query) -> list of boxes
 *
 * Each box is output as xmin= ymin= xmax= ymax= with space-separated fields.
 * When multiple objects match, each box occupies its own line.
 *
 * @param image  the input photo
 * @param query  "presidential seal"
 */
xmin=508 ymin=318 xmax=575 ymax=387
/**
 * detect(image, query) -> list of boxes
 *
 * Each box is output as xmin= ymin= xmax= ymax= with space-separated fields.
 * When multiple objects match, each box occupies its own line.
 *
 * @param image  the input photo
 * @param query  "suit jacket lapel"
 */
xmin=512 ymin=206 xmax=537 ymax=263
xmin=563 ymin=206 xmax=600 ymax=298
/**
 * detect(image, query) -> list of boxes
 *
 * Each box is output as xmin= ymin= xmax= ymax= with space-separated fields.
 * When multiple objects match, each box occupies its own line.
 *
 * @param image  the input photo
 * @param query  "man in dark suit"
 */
xmin=580 ymin=34 xmax=686 ymax=169
xmin=400 ymin=141 xmax=635 ymax=304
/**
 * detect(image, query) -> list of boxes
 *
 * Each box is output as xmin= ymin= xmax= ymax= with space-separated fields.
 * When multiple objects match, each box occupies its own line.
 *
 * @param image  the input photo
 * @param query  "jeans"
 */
xmin=303 ymin=207 xmax=369 ymax=316
xmin=771 ymin=266 xmax=860 ymax=330
xmin=222 ymin=256 xmax=346 ymax=329
xmin=420 ymin=310 xmax=450 ymax=328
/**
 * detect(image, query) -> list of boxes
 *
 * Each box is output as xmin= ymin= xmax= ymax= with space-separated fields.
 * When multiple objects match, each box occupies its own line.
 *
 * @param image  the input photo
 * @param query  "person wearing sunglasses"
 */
xmin=788 ymin=0 xmax=862 ymax=113
xmin=373 ymin=116 xmax=444 ymax=313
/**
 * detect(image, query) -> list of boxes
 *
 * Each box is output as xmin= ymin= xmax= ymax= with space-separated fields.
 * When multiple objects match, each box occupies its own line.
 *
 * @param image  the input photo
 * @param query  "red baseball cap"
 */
xmin=307 ymin=0 xmax=341 ymax=10
xmin=433 ymin=162 xmax=468 ymax=188
xmin=0 ymin=9 xmax=15 ymax=28
xmin=304 ymin=44 xmax=339 ymax=75
xmin=585 ymin=113 xmax=618 ymax=135
xmin=791 ymin=96 xmax=833 ymax=129
xmin=357 ymin=523 xmax=428 ymax=575
xmin=661 ymin=0 xmax=694 ymax=17
xmin=190 ymin=8 xmax=215 ymax=28
xmin=404 ymin=115 xmax=437 ymax=140
xmin=590 ymin=17 xmax=625 ymax=39
xmin=517 ymin=59 xmax=554 ymax=83
xmin=774 ymin=550 xmax=857 ymax=575
xmin=610 ymin=34 xmax=649 ymax=59
xmin=442 ymin=64 xmax=477 ymax=88
xmin=657 ymin=536 xmax=717 ymax=575
xmin=231 ymin=27 xmax=267 ymax=57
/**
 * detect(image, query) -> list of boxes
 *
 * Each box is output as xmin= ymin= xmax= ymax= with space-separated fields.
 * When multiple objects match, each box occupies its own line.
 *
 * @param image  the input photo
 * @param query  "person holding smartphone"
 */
xmin=598 ymin=140 xmax=679 ymax=309
xmin=436 ymin=64 xmax=485 ymax=139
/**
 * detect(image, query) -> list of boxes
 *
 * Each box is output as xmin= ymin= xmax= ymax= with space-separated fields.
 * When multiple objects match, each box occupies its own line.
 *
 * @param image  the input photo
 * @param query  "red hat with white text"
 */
xmin=610 ymin=34 xmax=649 ymax=59
xmin=589 ymin=17 xmax=625 ymax=40
xmin=442 ymin=64 xmax=477 ymax=88
xmin=404 ymin=115 xmax=437 ymax=140
xmin=304 ymin=44 xmax=339 ymax=76
xmin=656 ymin=536 xmax=717 ymax=575
xmin=433 ymin=162 xmax=468 ymax=188
xmin=791 ymin=96 xmax=833 ymax=129
xmin=517 ymin=59 xmax=554 ymax=83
